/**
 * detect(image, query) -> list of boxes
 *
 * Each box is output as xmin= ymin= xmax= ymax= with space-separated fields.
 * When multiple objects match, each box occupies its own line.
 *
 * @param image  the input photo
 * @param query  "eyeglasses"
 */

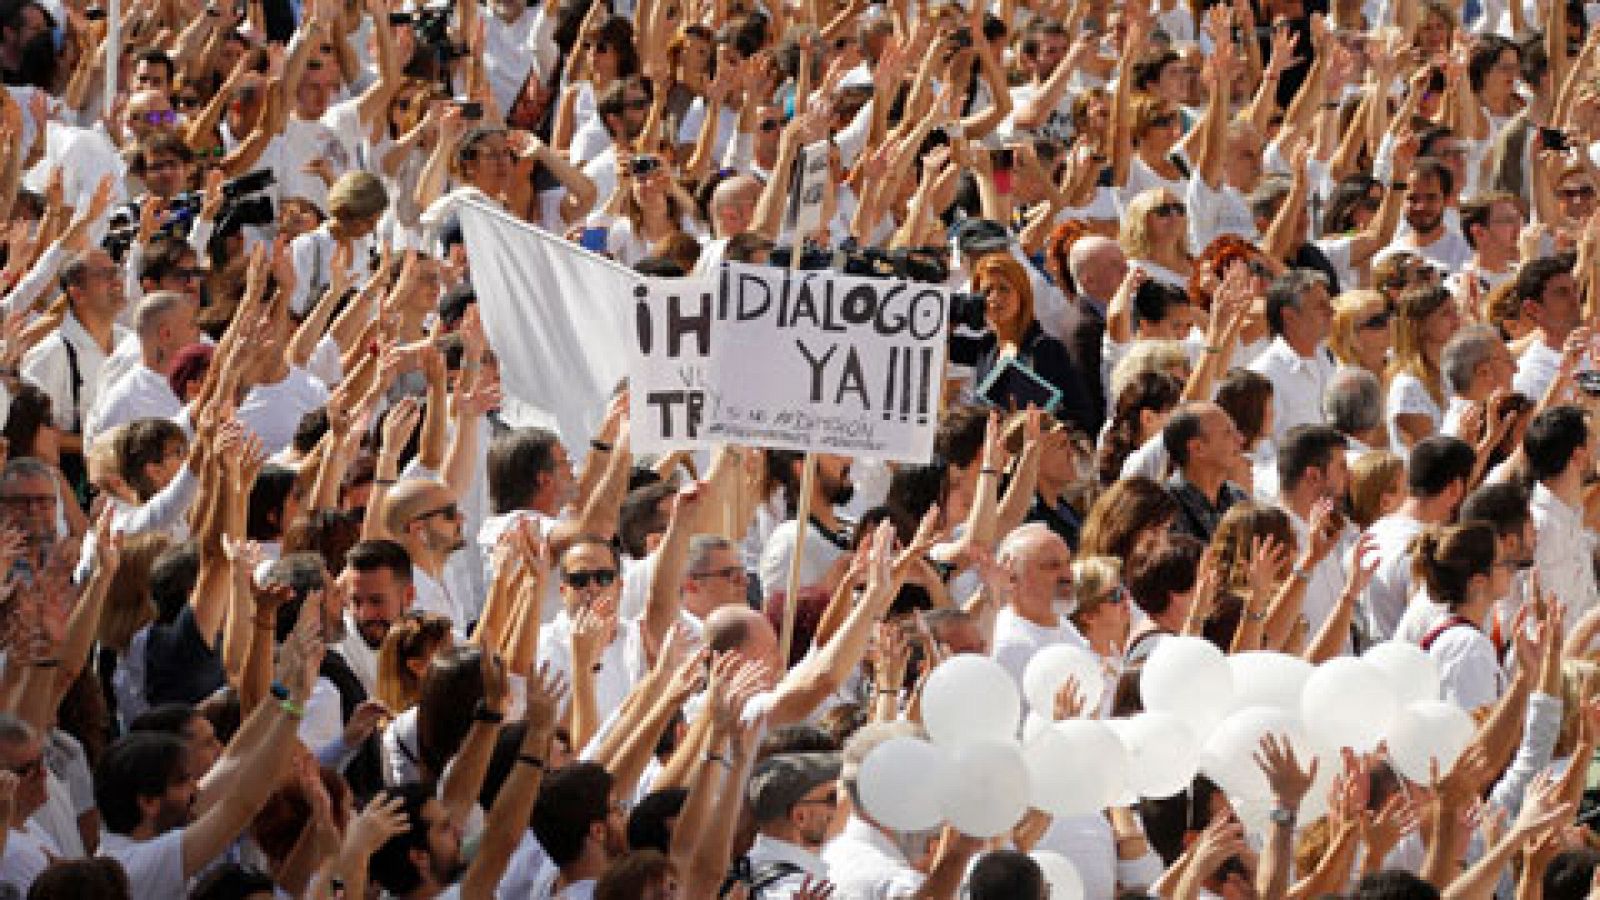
xmin=690 ymin=565 xmax=746 ymax=583
xmin=1559 ymin=185 xmax=1597 ymax=200
xmin=1358 ymin=308 xmax=1393 ymax=330
xmin=411 ymin=502 xmax=459 ymax=524
xmin=1152 ymin=201 xmax=1186 ymax=218
xmin=564 ymin=569 xmax=618 ymax=589
xmin=5 ymin=756 xmax=43 ymax=779
xmin=623 ymin=96 xmax=652 ymax=111
xmin=168 ymin=267 xmax=207 ymax=282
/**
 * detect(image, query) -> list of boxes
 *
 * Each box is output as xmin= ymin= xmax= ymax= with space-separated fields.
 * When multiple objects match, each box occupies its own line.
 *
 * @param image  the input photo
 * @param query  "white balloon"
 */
xmin=1022 ymin=712 xmax=1052 ymax=743
xmin=1229 ymin=652 xmax=1315 ymax=712
xmin=1023 ymin=644 xmax=1106 ymax=715
xmin=1300 ymin=657 xmax=1399 ymax=754
xmin=923 ymin=654 xmax=1022 ymax=748
xmin=1024 ymin=719 xmax=1129 ymax=816
xmin=1200 ymin=706 xmax=1315 ymax=805
xmin=940 ymin=739 xmax=1032 ymax=837
xmin=1032 ymin=852 xmax=1086 ymax=900
xmin=1386 ymin=701 xmax=1476 ymax=782
xmin=857 ymin=737 xmax=954 ymax=832
xmin=1110 ymin=712 xmax=1202 ymax=798
xmin=1142 ymin=636 xmax=1236 ymax=740
xmin=1364 ymin=642 xmax=1442 ymax=706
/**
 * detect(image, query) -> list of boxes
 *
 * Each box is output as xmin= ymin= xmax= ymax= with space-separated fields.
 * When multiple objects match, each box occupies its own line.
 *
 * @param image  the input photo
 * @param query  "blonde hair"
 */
xmin=98 ymin=533 xmax=175 ymax=652
xmin=1109 ymin=339 xmax=1190 ymax=401
xmin=1386 ymin=285 xmax=1452 ymax=408
xmin=1120 ymin=188 xmax=1188 ymax=261
xmin=1069 ymin=556 xmax=1123 ymax=630
xmin=1347 ymin=449 xmax=1404 ymax=530
xmin=376 ymin=613 xmax=455 ymax=712
xmin=1556 ymin=660 xmax=1600 ymax=757
xmin=1329 ymin=290 xmax=1387 ymax=372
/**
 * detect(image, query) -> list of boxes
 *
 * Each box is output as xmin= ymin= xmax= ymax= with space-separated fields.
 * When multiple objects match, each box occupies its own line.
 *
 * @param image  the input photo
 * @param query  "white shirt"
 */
xmin=759 ymin=519 xmax=848 ymax=599
xmin=537 ymin=612 xmax=651 ymax=724
xmin=1376 ymin=227 xmax=1474 ymax=273
xmin=1361 ymin=512 xmax=1428 ymax=643
xmin=1248 ymin=337 xmax=1339 ymax=446
xmin=1386 ymin=373 xmax=1443 ymax=450
xmin=820 ymin=815 xmax=925 ymax=899
xmin=481 ymin=4 xmax=558 ymax=114
xmin=990 ymin=605 xmax=1089 ymax=699
xmin=337 ymin=610 xmax=381 ymax=698
xmin=412 ymin=565 xmax=467 ymax=632
xmin=1426 ymin=617 xmax=1504 ymax=711
xmin=1286 ymin=507 xmax=1352 ymax=650
xmin=1513 ymin=339 xmax=1568 ymax=402
xmin=287 ymin=224 xmax=372 ymax=317
xmin=746 ymin=833 xmax=830 ymax=898
xmin=0 ymin=821 xmax=59 ymax=892
xmin=1531 ymin=482 xmax=1599 ymax=630
xmin=97 ymin=829 xmax=186 ymax=897
xmin=88 ymin=361 xmax=182 ymax=440
xmin=21 ymin=311 xmax=130 ymax=434
xmin=235 ymin=366 xmax=330 ymax=456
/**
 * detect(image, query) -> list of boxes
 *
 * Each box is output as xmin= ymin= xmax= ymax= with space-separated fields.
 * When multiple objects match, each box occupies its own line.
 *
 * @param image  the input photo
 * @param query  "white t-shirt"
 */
xmin=235 ymin=367 xmax=331 ymax=456
xmin=98 ymin=829 xmax=186 ymax=897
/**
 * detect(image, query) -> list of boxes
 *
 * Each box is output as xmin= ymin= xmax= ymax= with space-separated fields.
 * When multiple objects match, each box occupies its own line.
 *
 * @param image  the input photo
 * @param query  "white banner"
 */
xmin=457 ymin=199 xmax=637 ymax=450
xmin=787 ymin=139 xmax=831 ymax=238
xmin=704 ymin=263 xmax=950 ymax=463
xmin=629 ymin=276 xmax=717 ymax=453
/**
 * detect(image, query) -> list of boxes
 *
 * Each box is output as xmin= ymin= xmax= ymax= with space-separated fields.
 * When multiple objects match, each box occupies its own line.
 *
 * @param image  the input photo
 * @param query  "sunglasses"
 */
xmin=690 ymin=565 xmax=746 ymax=583
xmin=1358 ymin=309 xmax=1393 ymax=330
xmin=1560 ymin=185 xmax=1597 ymax=200
xmin=623 ymin=96 xmax=652 ymax=110
xmin=412 ymin=502 xmax=459 ymax=524
xmin=1152 ymin=201 xmax=1186 ymax=218
xmin=142 ymin=110 xmax=178 ymax=125
xmin=564 ymin=569 xmax=618 ymax=589
xmin=1496 ymin=557 xmax=1535 ymax=570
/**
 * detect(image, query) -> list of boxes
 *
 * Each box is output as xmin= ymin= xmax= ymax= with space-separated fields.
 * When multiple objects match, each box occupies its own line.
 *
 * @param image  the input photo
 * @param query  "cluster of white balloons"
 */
xmin=855 ymin=637 xmax=1475 ymax=863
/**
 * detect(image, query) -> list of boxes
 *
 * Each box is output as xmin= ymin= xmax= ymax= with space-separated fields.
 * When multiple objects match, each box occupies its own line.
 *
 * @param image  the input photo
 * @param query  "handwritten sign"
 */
xmin=702 ymin=263 xmax=950 ymax=462
xmin=629 ymin=276 xmax=718 ymax=453
xmin=786 ymin=140 xmax=832 ymax=238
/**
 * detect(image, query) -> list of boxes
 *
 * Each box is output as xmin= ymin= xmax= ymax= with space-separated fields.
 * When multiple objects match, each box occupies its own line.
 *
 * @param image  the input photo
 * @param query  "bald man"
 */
xmin=382 ymin=479 xmax=469 ymax=629
xmin=1066 ymin=236 xmax=1128 ymax=420
xmin=695 ymin=176 xmax=765 ymax=275
xmin=990 ymin=524 xmax=1087 ymax=703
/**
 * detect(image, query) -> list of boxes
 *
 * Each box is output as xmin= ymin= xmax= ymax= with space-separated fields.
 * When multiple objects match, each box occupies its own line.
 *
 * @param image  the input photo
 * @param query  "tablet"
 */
xmin=976 ymin=355 xmax=1063 ymax=414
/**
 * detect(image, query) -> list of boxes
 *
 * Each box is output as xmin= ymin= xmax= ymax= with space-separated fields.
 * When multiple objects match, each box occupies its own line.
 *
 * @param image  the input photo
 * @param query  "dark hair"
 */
xmin=1468 ymin=35 xmax=1519 ymax=93
xmin=345 ymin=538 xmax=413 ymax=581
xmin=246 ymin=465 xmax=299 ymax=541
xmin=189 ymin=864 xmax=275 ymax=900
xmin=488 ymin=428 xmax=562 ymax=514
xmin=116 ymin=418 xmax=187 ymax=501
xmin=416 ymin=646 xmax=488 ymax=781
xmin=1524 ymin=405 xmax=1589 ymax=482
xmin=291 ymin=407 xmax=330 ymax=457
xmin=618 ymin=481 xmax=676 ymax=559
xmin=1098 ymin=371 xmax=1183 ymax=484
xmin=595 ymin=849 xmax=677 ymax=900
xmin=24 ymin=858 xmax=131 ymax=900
xmin=1544 ymin=848 xmax=1600 ymax=900
xmin=1161 ymin=405 xmax=1206 ymax=469
xmin=94 ymin=732 xmax=189 ymax=834
xmin=967 ymin=850 xmax=1047 ymax=899
xmin=1458 ymin=481 xmax=1531 ymax=539
xmin=1513 ymin=253 xmax=1577 ymax=304
xmin=1406 ymin=436 xmax=1476 ymax=497
xmin=1351 ymin=870 xmax=1442 ymax=900
xmin=1459 ymin=191 xmax=1521 ymax=249
xmin=531 ymin=762 xmax=615 ymax=868
xmin=1277 ymin=425 xmax=1346 ymax=493
xmin=1214 ymin=369 xmax=1272 ymax=449
xmin=1412 ymin=522 xmax=1497 ymax=608
xmin=3 ymin=382 xmax=53 ymax=458
xmin=934 ymin=404 xmax=991 ymax=469
xmin=1133 ymin=280 xmax=1190 ymax=330
xmin=127 ymin=702 xmax=199 ymax=737
xmin=149 ymin=541 xmax=200 ymax=625
xmin=1322 ymin=174 xmax=1383 ymax=235
xmin=1265 ymin=270 xmax=1328 ymax=336
xmin=134 ymin=47 xmax=176 ymax=80
xmin=626 ymin=788 xmax=688 ymax=853
xmin=368 ymin=782 xmax=438 ymax=896
xmin=1126 ymin=536 xmax=1203 ymax=617
xmin=1409 ymin=156 xmax=1456 ymax=198
xmin=136 ymin=234 xmax=197 ymax=284
xmin=281 ymin=509 xmax=363 ymax=576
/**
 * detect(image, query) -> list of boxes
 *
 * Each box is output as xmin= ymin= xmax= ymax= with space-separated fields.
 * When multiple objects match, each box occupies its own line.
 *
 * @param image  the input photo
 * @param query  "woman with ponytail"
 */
xmin=1096 ymin=371 xmax=1183 ymax=485
xmin=1410 ymin=522 xmax=1512 ymax=710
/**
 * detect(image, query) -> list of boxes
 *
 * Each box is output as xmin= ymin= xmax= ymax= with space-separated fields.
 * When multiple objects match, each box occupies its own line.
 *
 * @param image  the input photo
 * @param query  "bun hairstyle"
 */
xmin=1410 ymin=523 xmax=1497 ymax=609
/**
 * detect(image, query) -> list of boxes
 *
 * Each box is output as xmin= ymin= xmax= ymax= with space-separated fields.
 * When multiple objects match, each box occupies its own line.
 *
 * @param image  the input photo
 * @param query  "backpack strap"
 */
xmin=750 ymin=860 xmax=807 ymax=893
xmin=1420 ymin=615 xmax=1476 ymax=652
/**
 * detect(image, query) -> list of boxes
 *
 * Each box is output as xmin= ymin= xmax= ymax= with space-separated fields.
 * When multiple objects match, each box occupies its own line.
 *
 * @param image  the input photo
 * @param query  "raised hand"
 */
xmin=1254 ymin=733 xmax=1318 ymax=808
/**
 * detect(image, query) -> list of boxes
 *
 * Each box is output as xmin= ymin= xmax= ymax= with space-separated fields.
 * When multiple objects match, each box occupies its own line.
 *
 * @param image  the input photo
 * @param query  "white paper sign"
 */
xmin=629 ymin=276 xmax=718 ymax=453
xmin=786 ymin=140 xmax=832 ymax=237
xmin=702 ymin=263 xmax=950 ymax=463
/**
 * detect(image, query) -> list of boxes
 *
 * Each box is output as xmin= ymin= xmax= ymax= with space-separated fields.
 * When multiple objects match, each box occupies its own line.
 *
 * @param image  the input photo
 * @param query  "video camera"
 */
xmin=389 ymin=3 xmax=466 ymax=60
xmin=104 ymin=169 xmax=277 ymax=260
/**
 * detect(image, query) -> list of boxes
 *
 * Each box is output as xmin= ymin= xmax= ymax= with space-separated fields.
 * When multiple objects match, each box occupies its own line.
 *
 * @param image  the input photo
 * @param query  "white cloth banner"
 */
xmin=704 ymin=263 xmax=950 ymax=463
xmin=457 ymin=199 xmax=637 ymax=450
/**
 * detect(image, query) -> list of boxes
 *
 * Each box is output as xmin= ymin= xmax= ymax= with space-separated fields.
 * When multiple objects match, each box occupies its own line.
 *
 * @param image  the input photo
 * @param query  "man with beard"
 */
xmin=1275 ymin=425 xmax=1352 ymax=643
xmin=263 ymin=554 xmax=387 ymax=799
xmin=337 ymin=539 xmax=416 ymax=696
xmin=526 ymin=762 xmax=630 ymax=897
xmin=741 ymin=753 xmax=841 ymax=893
xmin=989 ymin=523 xmax=1089 ymax=703
xmin=0 ymin=0 xmax=56 ymax=90
xmin=384 ymin=480 xmax=471 ymax=632
xmin=1378 ymin=158 xmax=1473 ymax=272
xmin=92 ymin=624 xmax=313 ymax=893
xmin=759 ymin=452 xmax=856 ymax=600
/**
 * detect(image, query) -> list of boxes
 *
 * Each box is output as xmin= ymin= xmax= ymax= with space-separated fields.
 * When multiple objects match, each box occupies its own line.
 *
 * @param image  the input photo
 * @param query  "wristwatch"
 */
xmin=1269 ymin=807 xmax=1297 ymax=828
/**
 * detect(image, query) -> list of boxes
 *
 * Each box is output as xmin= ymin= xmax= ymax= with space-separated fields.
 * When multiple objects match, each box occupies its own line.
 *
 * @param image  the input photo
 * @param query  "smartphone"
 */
xmin=388 ymin=11 xmax=414 ymax=23
xmin=579 ymin=227 xmax=608 ymax=253
xmin=1574 ymin=371 xmax=1600 ymax=396
xmin=630 ymin=154 xmax=662 ymax=177
xmin=1541 ymin=126 xmax=1570 ymax=152
xmin=454 ymin=100 xmax=484 ymax=120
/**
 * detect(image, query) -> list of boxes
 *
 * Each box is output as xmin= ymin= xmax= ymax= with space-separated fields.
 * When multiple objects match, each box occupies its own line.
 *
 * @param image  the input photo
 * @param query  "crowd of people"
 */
xmin=0 ymin=0 xmax=1598 ymax=892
